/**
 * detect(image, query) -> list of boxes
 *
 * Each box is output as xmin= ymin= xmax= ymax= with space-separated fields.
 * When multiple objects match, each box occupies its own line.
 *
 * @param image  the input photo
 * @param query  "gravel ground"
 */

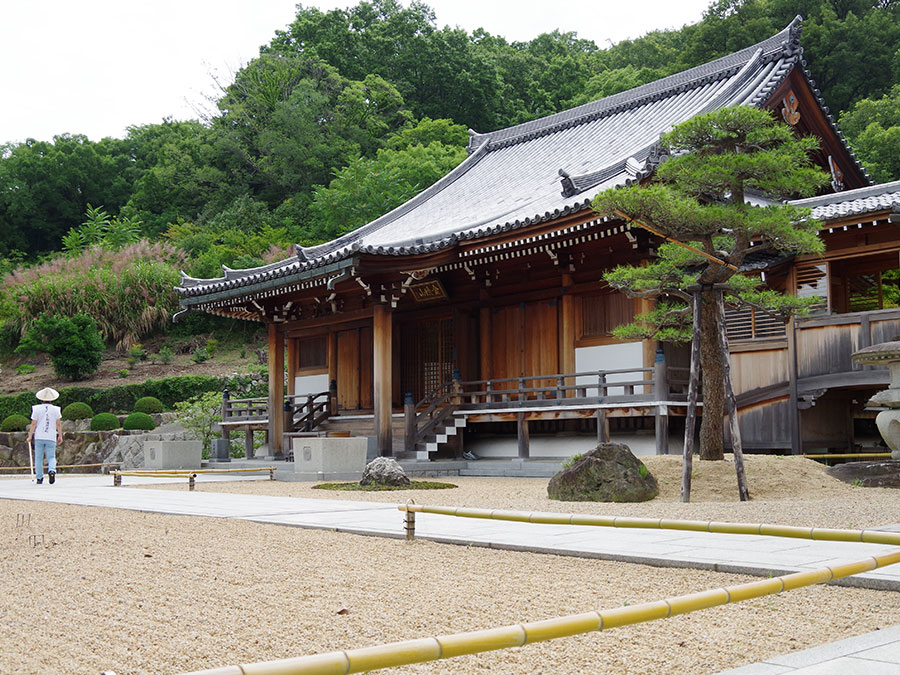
xmin=3 ymin=456 xmax=900 ymax=674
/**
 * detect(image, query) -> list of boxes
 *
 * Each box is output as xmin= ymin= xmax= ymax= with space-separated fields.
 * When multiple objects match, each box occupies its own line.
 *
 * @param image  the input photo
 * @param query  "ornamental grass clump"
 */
xmin=123 ymin=412 xmax=155 ymax=431
xmin=61 ymin=402 xmax=94 ymax=421
xmin=0 ymin=414 xmax=29 ymax=432
xmin=90 ymin=413 xmax=120 ymax=431
xmin=2 ymin=240 xmax=185 ymax=350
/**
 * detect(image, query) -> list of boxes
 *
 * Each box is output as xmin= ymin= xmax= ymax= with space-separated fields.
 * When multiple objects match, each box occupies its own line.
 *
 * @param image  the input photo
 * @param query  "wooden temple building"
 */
xmin=176 ymin=18 xmax=899 ymax=462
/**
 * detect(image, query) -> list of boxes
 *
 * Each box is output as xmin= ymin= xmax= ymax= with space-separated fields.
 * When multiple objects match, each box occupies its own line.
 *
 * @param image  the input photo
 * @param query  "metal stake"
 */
xmin=404 ymin=499 xmax=416 ymax=541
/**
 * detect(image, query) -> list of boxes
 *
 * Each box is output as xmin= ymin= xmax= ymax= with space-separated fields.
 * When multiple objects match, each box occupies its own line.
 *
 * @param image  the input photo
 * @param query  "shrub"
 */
xmin=174 ymin=391 xmax=222 ymax=455
xmin=133 ymin=396 xmax=163 ymax=414
xmin=16 ymin=313 xmax=104 ymax=380
xmin=16 ymin=364 xmax=34 ymax=375
xmin=61 ymin=402 xmax=95 ymax=420
xmin=192 ymin=346 xmax=210 ymax=363
xmin=90 ymin=413 xmax=120 ymax=431
xmin=205 ymin=338 xmax=219 ymax=355
xmin=118 ymin=369 xmax=129 ymax=378
xmin=158 ymin=345 xmax=173 ymax=365
xmin=123 ymin=411 xmax=155 ymax=431
xmin=0 ymin=414 xmax=30 ymax=432
xmin=127 ymin=343 xmax=146 ymax=367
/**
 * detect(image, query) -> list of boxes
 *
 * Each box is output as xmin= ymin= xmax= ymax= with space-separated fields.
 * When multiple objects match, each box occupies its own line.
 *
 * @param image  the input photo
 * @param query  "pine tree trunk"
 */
xmin=699 ymin=289 xmax=725 ymax=460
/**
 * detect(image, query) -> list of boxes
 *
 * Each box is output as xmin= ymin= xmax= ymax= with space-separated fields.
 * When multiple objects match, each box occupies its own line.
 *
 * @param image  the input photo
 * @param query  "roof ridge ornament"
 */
xmin=558 ymin=169 xmax=577 ymax=198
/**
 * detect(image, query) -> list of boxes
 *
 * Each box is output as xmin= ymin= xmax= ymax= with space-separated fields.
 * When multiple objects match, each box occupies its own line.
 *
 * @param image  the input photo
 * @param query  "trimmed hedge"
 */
xmin=0 ymin=375 xmax=223 ymax=419
xmin=1 ymin=414 xmax=30 ymax=432
xmin=133 ymin=396 xmax=163 ymax=414
xmin=123 ymin=412 xmax=155 ymax=431
xmin=90 ymin=413 xmax=120 ymax=431
xmin=62 ymin=402 xmax=95 ymax=420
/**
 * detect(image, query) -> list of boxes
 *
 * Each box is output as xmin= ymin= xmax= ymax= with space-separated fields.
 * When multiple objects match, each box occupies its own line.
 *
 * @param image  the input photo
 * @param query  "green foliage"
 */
xmin=0 ymin=414 xmax=30 ymax=432
xmin=90 ymin=413 xmax=120 ymax=431
xmin=562 ymin=454 xmax=584 ymax=469
xmin=16 ymin=313 xmax=104 ymax=380
xmin=15 ymin=364 xmax=34 ymax=375
xmin=62 ymin=204 xmax=142 ymax=254
xmin=3 ymin=240 xmax=185 ymax=350
xmin=133 ymin=396 xmax=164 ymax=414
xmin=309 ymin=141 xmax=467 ymax=239
xmin=158 ymin=345 xmax=174 ymax=365
xmin=173 ymin=391 xmax=223 ymax=455
xmin=192 ymin=346 xmax=210 ymax=364
xmin=127 ymin=343 xmax=147 ymax=367
xmin=123 ymin=411 xmax=156 ymax=431
xmin=61 ymin=402 xmax=95 ymax=420
xmin=118 ymin=369 xmax=129 ymax=378
xmin=839 ymin=84 xmax=900 ymax=182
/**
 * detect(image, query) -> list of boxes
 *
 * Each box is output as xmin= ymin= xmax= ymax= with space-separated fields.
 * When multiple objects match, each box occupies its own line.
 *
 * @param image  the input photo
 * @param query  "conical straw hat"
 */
xmin=35 ymin=387 xmax=59 ymax=402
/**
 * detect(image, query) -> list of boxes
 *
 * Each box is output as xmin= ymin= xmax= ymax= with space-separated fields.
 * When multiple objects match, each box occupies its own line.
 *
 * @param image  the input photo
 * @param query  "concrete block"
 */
xmin=292 ymin=437 xmax=368 ymax=481
xmin=143 ymin=440 xmax=202 ymax=469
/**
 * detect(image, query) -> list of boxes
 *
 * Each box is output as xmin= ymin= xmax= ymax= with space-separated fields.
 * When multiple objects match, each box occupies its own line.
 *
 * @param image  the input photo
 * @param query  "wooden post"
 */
xmin=716 ymin=290 xmax=750 ymax=502
xmin=787 ymin=316 xmax=801 ymax=454
xmin=244 ymin=429 xmax=253 ymax=459
xmin=404 ymin=393 xmax=416 ymax=454
xmin=373 ymin=303 xmax=393 ymax=456
xmin=517 ymin=413 xmax=530 ymax=458
xmin=479 ymin=304 xmax=492 ymax=380
xmin=560 ymin=278 xmax=575 ymax=398
xmin=221 ymin=390 xmax=231 ymax=445
xmin=286 ymin=338 xmax=297 ymax=397
xmin=267 ymin=323 xmax=285 ymax=460
xmin=681 ymin=291 xmax=701 ymax=503
xmin=654 ymin=349 xmax=669 ymax=455
xmin=596 ymin=408 xmax=609 ymax=443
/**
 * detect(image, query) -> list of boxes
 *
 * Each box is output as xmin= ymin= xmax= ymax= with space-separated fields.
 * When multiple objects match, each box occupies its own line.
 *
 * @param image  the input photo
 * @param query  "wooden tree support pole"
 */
xmin=681 ymin=291 xmax=701 ymax=503
xmin=716 ymin=290 xmax=750 ymax=502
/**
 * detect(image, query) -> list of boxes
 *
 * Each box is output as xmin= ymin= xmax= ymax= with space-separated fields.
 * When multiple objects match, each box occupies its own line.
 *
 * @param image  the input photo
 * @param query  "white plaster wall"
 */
xmin=294 ymin=373 xmax=329 ymax=397
xmin=574 ymin=341 xmax=646 ymax=396
xmin=464 ymin=432 xmax=684 ymax=459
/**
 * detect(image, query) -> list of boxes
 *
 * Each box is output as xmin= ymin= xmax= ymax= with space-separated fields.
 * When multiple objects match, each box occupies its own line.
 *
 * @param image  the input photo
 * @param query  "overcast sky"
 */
xmin=0 ymin=0 xmax=713 ymax=145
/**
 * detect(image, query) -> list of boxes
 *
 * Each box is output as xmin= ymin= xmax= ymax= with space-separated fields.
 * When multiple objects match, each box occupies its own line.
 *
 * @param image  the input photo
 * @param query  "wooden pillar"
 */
xmin=560 ymin=276 xmax=575 ymax=398
xmin=286 ymin=337 xmax=297 ymax=397
xmin=596 ymin=408 xmax=609 ymax=443
xmin=517 ymin=412 xmax=530 ymax=458
xmin=267 ymin=323 xmax=285 ymax=459
xmin=373 ymin=303 xmax=393 ymax=456
xmin=787 ymin=316 xmax=802 ymax=454
xmin=327 ymin=331 xmax=338 ymax=414
xmin=479 ymin=304 xmax=492 ymax=380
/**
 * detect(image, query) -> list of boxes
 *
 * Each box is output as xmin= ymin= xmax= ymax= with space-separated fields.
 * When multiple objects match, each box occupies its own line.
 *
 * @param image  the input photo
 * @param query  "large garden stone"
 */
xmin=360 ymin=457 xmax=410 ymax=487
xmin=548 ymin=443 xmax=658 ymax=502
xmin=826 ymin=460 xmax=900 ymax=488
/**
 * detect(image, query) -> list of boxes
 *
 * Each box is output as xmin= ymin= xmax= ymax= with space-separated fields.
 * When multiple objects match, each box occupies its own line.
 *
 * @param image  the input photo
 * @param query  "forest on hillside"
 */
xmin=1 ymin=0 xmax=899 ymax=360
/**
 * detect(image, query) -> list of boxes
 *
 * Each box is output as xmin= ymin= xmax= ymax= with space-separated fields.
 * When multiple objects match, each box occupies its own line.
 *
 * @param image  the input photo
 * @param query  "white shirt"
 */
xmin=31 ymin=403 xmax=61 ymax=441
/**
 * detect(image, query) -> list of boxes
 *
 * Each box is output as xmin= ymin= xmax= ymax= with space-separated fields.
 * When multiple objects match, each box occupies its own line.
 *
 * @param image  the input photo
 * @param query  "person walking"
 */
xmin=27 ymin=387 xmax=62 ymax=484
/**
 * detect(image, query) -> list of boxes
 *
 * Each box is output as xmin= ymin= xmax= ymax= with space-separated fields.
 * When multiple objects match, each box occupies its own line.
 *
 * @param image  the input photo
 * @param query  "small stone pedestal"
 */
xmin=292 ymin=437 xmax=368 ymax=481
xmin=852 ymin=341 xmax=900 ymax=459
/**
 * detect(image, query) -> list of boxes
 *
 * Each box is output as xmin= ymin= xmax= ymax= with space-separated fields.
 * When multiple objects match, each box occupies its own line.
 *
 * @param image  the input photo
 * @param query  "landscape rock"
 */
xmin=360 ymin=457 xmax=410 ymax=487
xmin=826 ymin=460 xmax=900 ymax=488
xmin=547 ymin=443 xmax=658 ymax=502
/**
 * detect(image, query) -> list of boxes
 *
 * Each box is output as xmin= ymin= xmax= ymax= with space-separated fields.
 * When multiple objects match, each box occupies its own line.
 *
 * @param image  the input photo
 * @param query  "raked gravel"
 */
xmin=3 ymin=455 xmax=900 ymax=674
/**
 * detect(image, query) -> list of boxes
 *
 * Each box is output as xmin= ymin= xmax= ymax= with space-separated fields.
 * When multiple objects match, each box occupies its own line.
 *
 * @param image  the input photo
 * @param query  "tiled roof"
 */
xmin=790 ymin=180 xmax=900 ymax=221
xmin=178 ymin=18 xmax=862 ymax=302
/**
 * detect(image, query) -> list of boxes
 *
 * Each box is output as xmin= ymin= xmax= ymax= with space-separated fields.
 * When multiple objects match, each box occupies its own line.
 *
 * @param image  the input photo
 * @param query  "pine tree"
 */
xmin=592 ymin=106 xmax=829 ymax=460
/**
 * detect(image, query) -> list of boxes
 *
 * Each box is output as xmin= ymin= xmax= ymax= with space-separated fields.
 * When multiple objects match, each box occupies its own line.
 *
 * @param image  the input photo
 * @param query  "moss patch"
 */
xmin=313 ymin=481 xmax=457 ymax=492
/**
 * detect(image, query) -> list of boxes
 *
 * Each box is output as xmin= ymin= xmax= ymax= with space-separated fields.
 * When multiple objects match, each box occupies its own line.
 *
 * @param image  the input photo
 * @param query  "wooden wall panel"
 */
xmin=735 ymin=400 xmax=792 ymax=449
xmin=796 ymin=324 xmax=859 ymax=379
xmin=491 ymin=305 xmax=522 ymax=380
xmin=360 ymin=325 xmax=374 ymax=409
xmin=524 ymin=299 xmax=558 ymax=385
xmin=730 ymin=349 xmax=788 ymax=396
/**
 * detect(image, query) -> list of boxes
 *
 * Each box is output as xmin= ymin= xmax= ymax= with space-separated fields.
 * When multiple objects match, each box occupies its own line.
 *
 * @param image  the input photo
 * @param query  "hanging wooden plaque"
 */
xmin=409 ymin=279 xmax=448 ymax=302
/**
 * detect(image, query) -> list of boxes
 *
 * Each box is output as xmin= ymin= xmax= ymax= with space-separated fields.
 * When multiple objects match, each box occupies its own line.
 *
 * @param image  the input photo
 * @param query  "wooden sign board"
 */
xmin=409 ymin=279 xmax=448 ymax=302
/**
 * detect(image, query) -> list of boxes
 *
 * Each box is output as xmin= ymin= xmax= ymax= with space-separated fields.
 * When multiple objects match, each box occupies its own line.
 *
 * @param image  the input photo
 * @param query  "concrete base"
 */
xmin=143 ymin=441 xmax=202 ymax=470
xmin=292 ymin=436 xmax=368 ymax=481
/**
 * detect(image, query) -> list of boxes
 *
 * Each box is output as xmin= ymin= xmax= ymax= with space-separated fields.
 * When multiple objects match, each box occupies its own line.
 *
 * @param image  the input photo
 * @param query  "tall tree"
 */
xmin=592 ymin=106 xmax=828 ymax=460
xmin=839 ymin=84 xmax=900 ymax=182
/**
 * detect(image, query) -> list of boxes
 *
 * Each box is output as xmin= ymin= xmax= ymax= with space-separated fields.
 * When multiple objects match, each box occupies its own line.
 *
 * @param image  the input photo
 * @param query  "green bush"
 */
xmin=123 ymin=411 xmax=156 ymax=431
xmin=192 ymin=346 xmax=210 ymax=363
xmin=61 ymin=402 xmax=95 ymax=420
xmin=90 ymin=413 xmax=120 ymax=431
xmin=158 ymin=345 xmax=173 ymax=365
xmin=16 ymin=313 xmax=104 ymax=380
xmin=174 ymin=391 xmax=222 ymax=455
xmin=133 ymin=396 xmax=163 ymax=414
xmin=0 ymin=414 xmax=30 ymax=432
xmin=16 ymin=364 xmax=35 ymax=375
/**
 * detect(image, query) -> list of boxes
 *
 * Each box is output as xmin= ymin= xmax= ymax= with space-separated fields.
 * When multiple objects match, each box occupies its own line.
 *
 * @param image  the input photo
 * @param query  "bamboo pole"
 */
xmin=681 ymin=290 xmax=701 ymax=503
xmin=716 ymin=290 xmax=750 ymax=501
xmin=182 ymin=547 xmax=900 ymax=675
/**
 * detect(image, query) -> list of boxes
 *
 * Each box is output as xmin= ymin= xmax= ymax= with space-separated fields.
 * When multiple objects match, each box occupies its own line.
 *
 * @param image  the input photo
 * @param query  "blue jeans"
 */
xmin=34 ymin=440 xmax=56 ymax=480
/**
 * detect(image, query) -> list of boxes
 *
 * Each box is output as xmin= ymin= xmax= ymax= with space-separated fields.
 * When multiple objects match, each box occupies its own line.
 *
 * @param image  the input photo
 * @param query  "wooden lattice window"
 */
xmin=724 ymin=305 xmax=786 ymax=342
xmin=298 ymin=335 xmax=327 ymax=371
xmin=796 ymin=263 xmax=829 ymax=313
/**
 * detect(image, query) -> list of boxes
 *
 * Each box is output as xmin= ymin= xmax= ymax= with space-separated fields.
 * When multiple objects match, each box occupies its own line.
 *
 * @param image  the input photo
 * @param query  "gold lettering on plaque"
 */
xmin=409 ymin=279 xmax=448 ymax=302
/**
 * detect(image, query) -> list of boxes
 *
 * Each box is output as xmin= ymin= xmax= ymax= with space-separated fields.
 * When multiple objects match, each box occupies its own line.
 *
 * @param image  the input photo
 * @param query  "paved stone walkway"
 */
xmin=2 ymin=474 xmax=899 ymax=673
